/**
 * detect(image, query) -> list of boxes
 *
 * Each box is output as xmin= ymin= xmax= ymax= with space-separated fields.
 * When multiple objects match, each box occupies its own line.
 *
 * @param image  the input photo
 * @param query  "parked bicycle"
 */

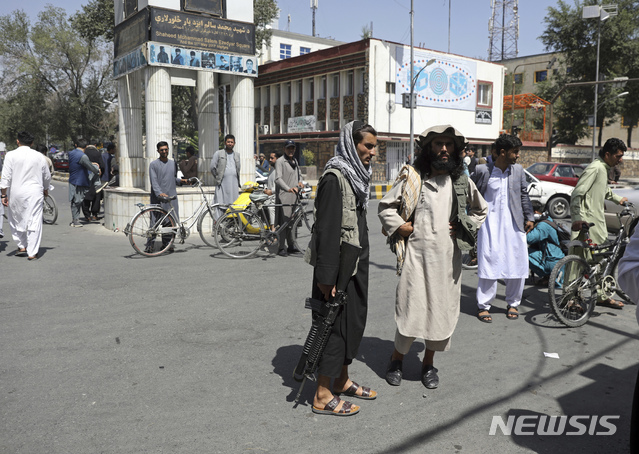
xmin=43 ymin=193 xmax=58 ymax=225
xmin=214 ymin=187 xmax=313 ymax=259
xmin=124 ymin=177 xmax=225 ymax=257
xmin=548 ymin=203 xmax=638 ymax=327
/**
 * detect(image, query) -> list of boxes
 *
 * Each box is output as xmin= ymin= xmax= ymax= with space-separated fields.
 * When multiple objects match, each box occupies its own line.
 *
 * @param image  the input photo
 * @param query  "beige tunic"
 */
xmin=379 ymin=174 xmax=487 ymax=340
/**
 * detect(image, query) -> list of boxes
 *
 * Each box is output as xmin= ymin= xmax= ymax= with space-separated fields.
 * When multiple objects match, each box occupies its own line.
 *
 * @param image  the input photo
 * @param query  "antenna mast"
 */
xmin=488 ymin=0 xmax=519 ymax=61
xmin=311 ymin=0 xmax=318 ymax=37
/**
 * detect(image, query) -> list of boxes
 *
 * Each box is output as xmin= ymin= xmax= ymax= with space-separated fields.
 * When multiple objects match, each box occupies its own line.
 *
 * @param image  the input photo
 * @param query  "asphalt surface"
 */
xmin=1 ymin=181 xmax=638 ymax=453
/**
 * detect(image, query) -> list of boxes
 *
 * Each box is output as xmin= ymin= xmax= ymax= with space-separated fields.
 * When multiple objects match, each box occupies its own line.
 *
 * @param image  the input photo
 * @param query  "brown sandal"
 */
xmin=337 ymin=381 xmax=377 ymax=400
xmin=312 ymin=396 xmax=360 ymax=416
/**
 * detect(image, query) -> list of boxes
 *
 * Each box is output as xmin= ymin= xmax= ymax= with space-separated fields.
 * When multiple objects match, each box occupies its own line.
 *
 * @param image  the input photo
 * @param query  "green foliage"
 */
xmin=538 ymin=0 xmax=639 ymax=146
xmin=71 ymin=0 xmax=115 ymax=42
xmin=0 ymin=6 xmax=115 ymax=146
xmin=254 ymin=0 xmax=279 ymax=56
xmin=361 ymin=24 xmax=372 ymax=40
xmin=302 ymin=148 xmax=315 ymax=166
xmin=172 ymin=86 xmax=198 ymax=139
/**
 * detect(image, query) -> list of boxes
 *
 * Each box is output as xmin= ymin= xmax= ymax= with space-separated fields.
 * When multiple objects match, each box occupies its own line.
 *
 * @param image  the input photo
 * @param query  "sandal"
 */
xmin=596 ymin=299 xmax=624 ymax=310
xmin=312 ymin=396 xmax=360 ymax=417
xmin=337 ymin=381 xmax=377 ymax=400
xmin=506 ymin=306 xmax=519 ymax=320
xmin=477 ymin=309 xmax=492 ymax=323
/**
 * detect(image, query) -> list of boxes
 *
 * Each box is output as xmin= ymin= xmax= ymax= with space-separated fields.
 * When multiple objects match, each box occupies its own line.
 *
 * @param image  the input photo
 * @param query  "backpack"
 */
xmin=540 ymin=219 xmax=571 ymax=253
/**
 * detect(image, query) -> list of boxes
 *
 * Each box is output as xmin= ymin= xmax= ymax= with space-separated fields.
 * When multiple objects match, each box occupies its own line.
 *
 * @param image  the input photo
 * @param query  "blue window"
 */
xmin=280 ymin=44 xmax=291 ymax=59
xmin=300 ymin=47 xmax=311 ymax=55
xmin=534 ymin=70 xmax=547 ymax=83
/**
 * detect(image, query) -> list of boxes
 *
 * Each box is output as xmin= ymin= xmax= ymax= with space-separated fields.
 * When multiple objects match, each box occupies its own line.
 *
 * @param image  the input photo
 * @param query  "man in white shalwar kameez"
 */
xmin=379 ymin=125 xmax=487 ymax=389
xmin=471 ymin=134 xmax=534 ymax=322
xmin=0 ymin=131 xmax=51 ymax=260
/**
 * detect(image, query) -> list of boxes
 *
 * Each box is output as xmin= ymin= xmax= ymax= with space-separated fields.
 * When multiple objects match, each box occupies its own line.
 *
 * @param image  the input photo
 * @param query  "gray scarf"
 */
xmin=324 ymin=121 xmax=371 ymax=208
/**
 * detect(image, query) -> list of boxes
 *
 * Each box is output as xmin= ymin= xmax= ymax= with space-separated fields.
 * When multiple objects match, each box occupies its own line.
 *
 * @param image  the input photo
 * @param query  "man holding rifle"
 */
xmin=303 ymin=121 xmax=378 ymax=417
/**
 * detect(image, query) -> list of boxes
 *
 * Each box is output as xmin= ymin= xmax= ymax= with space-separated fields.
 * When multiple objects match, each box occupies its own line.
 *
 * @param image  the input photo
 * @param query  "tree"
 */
xmin=538 ymin=0 xmax=639 ymax=146
xmin=254 ymin=0 xmax=279 ymax=56
xmin=0 ymin=6 xmax=115 ymax=146
xmin=72 ymin=0 xmax=115 ymax=42
xmin=361 ymin=24 xmax=372 ymax=40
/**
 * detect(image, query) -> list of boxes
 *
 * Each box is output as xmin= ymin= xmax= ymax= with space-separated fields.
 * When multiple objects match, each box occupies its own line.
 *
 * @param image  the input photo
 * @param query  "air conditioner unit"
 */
xmin=259 ymin=125 xmax=269 ymax=134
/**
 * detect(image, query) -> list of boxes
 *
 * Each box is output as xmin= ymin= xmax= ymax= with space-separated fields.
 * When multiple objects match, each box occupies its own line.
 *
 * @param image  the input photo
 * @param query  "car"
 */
xmin=53 ymin=157 xmax=69 ymax=171
xmin=525 ymin=170 xmax=574 ymax=219
xmin=604 ymin=185 xmax=639 ymax=233
xmin=526 ymin=162 xmax=586 ymax=187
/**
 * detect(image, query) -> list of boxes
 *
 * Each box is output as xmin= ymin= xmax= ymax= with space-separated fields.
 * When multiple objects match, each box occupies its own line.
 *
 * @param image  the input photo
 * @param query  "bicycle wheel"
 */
xmin=292 ymin=210 xmax=313 ymax=252
xmin=214 ymin=210 xmax=266 ymax=258
xmin=301 ymin=199 xmax=314 ymax=231
xmin=127 ymin=207 xmax=176 ymax=257
xmin=42 ymin=194 xmax=58 ymax=224
xmin=197 ymin=208 xmax=218 ymax=248
xmin=548 ymin=255 xmax=596 ymax=327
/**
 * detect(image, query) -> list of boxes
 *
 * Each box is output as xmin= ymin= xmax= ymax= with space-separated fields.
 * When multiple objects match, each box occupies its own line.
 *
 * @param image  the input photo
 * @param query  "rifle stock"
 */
xmin=293 ymin=242 xmax=361 ymax=402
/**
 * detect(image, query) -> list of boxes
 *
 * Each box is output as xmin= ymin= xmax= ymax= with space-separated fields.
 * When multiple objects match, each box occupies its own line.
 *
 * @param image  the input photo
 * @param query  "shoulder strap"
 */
xmin=539 ymin=219 xmax=562 ymax=247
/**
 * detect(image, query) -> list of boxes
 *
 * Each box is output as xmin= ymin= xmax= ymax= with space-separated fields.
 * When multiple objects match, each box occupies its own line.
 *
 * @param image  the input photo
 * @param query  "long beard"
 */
xmin=431 ymin=155 xmax=457 ymax=173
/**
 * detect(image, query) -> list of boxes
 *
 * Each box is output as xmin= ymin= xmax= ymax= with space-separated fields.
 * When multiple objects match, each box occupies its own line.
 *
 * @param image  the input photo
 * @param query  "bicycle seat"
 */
xmin=249 ymin=192 xmax=269 ymax=204
xmin=158 ymin=195 xmax=177 ymax=202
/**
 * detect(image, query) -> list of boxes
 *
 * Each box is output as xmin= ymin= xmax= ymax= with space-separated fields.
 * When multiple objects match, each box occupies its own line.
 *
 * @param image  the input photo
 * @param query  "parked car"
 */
xmin=604 ymin=185 xmax=639 ymax=233
xmin=526 ymin=162 xmax=585 ymax=187
xmin=525 ymin=170 xmax=574 ymax=219
xmin=53 ymin=157 xmax=69 ymax=171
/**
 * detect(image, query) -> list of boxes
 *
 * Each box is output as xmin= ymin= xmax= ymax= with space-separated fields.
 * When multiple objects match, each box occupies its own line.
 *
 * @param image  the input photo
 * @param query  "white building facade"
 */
xmin=256 ymin=38 xmax=505 ymax=182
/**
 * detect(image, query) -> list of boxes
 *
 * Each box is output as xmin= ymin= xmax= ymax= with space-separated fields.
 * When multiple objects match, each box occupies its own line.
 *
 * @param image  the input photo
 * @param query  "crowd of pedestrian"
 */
xmin=301 ymin=121 xmax=634 ymax=418
xmin=1 ymin=125 xmax=637 ymax=432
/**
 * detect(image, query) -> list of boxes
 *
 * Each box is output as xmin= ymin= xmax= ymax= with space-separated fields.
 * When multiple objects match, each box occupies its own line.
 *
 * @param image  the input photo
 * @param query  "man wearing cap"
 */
xmin=379 ymin=125 xmax=487 ymax=389
xmin=471 ymin=134 xmax=534 ymax=323
xmin=275 ymin=140 xmax=304 ymax=256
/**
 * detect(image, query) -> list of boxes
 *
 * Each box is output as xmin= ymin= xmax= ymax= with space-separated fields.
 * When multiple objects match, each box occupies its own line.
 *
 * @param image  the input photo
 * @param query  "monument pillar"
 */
xmin=116 ymin=71 xmax=144 ymax=189
xmin=197 ymin=71 xmax=219 ymax=186
xmin=230 ymin=75 xmax=255 ymax=184
xmin=145 ymin=66 xmax=172 ymax=191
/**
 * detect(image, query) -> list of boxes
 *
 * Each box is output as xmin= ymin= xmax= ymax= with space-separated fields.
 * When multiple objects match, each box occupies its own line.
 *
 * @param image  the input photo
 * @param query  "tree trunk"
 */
xmin=628 ymin=125 xmax=634 ymax=148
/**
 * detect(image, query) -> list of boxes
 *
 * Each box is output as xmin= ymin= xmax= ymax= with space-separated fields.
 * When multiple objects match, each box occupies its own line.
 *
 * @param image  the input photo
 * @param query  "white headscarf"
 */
xmin=324 ymin=121 xmax=372 ymax=208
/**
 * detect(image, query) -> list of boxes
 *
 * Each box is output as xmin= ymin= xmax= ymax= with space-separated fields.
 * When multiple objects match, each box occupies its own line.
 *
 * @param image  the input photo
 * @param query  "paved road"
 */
xmin=1 ymin=182 xmax=637 ymax=453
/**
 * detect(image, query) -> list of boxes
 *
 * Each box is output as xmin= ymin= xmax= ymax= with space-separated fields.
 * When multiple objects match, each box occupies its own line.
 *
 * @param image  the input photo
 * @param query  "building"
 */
xmin=258 ymin=29 xmax=344 ymax=65
xmin=256 ymin=38 xmax=506 ymax=183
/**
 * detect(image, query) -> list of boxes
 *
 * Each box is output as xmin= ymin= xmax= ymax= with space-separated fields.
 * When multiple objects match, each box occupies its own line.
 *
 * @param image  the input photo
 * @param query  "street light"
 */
xmin=408 ymin=58 xmax=436 ymax=164
xmin=583 ymin=4 xmax=616 ymax=160
xmin=597 ymin=91 xmax=628 ymax=111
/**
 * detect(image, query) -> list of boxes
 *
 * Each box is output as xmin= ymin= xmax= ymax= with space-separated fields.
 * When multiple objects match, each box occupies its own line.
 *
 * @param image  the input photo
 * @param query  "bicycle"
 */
xmin=123 ymin=177 xmax=225 ymax=257
xmin=548 ymin=203 xmax=638 ymax=327
xmin=214 ymin=187 xmax=313 ymax=259
xmin=43 ymin=193 xmax=58 ymax=225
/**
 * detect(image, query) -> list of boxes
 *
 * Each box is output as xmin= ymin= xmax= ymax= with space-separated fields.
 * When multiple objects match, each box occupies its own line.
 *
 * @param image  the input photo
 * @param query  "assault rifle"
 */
xmin=293 ymin=241 xmax=361 ymax=403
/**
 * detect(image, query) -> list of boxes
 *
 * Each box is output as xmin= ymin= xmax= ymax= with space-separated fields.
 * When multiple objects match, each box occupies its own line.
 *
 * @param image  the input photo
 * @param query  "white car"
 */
xmin=525 ymin=170 xmax=574 ymax=219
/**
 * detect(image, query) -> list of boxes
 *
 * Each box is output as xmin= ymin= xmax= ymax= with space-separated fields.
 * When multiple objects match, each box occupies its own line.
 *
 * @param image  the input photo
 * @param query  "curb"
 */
xmin=309 ymin=184 xmax=392 ymax=200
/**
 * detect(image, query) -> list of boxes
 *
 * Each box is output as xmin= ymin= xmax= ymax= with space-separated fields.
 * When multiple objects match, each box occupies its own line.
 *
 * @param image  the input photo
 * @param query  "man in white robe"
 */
xmin=379 ymin=125 xmax=487 ymax=389
xmin=471 ymin=134 xmax=534 ymax=322
xmin=0 ymin=131 xmax=51 ymax=260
